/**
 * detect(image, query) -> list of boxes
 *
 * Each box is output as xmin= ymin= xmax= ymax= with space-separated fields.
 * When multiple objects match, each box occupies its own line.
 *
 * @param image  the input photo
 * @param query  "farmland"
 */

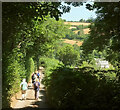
xmin=83 ymin=28 xmax=90 ymax=34
xmin=64 ymin=22 xmax=91 ymax=26
xmin=63 ymin=39 xmax=83 ymax=46
xmin=63 ymin=22 xmax=90 ymax=46
xmin=64 ymin=21 xmax=91 ymax=35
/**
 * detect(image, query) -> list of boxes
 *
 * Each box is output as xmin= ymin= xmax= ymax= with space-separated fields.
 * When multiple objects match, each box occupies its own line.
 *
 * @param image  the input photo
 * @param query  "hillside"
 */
xmin=83 ymin=28 xmax=90 ymax=34
xmin=64 ymin=22 xmax=91 ymax=34
xmin=62 ymin=22 xmax=90 ymax=46
xmin=64 ymin=22 xmax=91 ymax=26
xmin=63 ymin=39 xmax=83 ymax=46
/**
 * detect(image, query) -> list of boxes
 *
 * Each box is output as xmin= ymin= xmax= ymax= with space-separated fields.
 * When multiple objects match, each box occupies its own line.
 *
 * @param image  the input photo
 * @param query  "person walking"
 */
xmin=33 ymin=78 xmax=40 ymax=100
xmin=37 ymin=71 xmax=40 ymax=81
xmin=32 ymin=72 xmax=35 ymax=84
xmin=32 ymin=72 xmax=38 ymax=83
xmin=20 ymin=78 xmax=28 ymax=100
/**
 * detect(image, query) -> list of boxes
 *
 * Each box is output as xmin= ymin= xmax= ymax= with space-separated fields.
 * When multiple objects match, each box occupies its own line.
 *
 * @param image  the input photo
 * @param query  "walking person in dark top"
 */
xmin=32 ymin=72 xmax=37 ymax=84
xmin=33 ymin=78 xmax=40 ymax=100
xmin=37 ymin=71 xmax=40 ymax=82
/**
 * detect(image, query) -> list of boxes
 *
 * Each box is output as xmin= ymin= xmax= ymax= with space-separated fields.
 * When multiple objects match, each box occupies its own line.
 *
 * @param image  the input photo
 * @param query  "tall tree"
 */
xmin=82 ymin=2 xmax=120 ymax=66
xmin=56 ymin=44 xmax=80 ymax=66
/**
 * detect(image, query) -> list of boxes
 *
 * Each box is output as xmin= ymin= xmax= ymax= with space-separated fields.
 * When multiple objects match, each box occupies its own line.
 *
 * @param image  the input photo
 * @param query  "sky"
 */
xmin=61 ymin=2 xmax=97 ymax=21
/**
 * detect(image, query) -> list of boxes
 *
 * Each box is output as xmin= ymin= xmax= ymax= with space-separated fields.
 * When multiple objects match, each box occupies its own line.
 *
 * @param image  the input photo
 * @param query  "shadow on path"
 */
xmin=10 ymin=89 xmax=52 ymax=110
xmin=9 ymin=80 xmax=52 ymax=110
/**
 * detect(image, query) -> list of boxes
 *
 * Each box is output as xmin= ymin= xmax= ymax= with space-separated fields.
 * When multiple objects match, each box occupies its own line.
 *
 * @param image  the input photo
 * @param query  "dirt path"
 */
xmin=12 ymin=79 xmax=50 ymax=110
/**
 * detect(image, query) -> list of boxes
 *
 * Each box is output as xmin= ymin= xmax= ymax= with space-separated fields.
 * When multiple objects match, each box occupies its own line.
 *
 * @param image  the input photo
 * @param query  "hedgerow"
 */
xmin=44 ymin=66 xmax=120 ymax=110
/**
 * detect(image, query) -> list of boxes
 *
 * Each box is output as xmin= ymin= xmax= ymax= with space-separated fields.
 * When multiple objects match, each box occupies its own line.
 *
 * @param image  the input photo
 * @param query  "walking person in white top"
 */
xmin=20 ymin=78 xmax=28 ymax=100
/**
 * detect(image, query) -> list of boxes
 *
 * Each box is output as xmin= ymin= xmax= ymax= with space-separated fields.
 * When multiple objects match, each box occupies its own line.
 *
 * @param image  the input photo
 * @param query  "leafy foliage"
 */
xmin=39 ymin=57 xmax=63 ymax=77
xmin=31 ymin=17 xmax=68 ymax=58
xmin=25 ymin=58 xmax=35 ymax=82
xmin=2 ymin=2 xmax=70 ymax=108
xmin=2 ymin=53 xmax=22 ymax=108
xmin=82 ymin=3 xmax=120 ymax=65
xmin=76 ymin=25 xmax=89 ymax=30
xmin=3 ymin=2 xmax=120 ymax=109
xmin=44 ymin=66 xmax=120 ymax=110
xmin=55 ymin=43 xmax=80 ymax=66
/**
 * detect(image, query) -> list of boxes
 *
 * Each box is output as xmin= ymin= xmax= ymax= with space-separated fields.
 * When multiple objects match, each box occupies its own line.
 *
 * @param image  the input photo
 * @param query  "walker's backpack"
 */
xmin=37 ymin=73 xmax=40 ymax=78
xmin=32 ymin=74 xmax=35 ymax=80
xmin=34 ymin=82 xmax=39 ymax=90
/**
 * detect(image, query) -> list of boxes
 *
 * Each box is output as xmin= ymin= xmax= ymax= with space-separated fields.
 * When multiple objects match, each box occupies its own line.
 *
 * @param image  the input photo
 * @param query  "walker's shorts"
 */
xmin=22 ymin=90 xmax=26 ymax=94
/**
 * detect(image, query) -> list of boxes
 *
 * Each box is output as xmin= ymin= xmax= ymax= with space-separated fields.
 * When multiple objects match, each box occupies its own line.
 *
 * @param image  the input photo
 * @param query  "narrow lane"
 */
xmin=12 ymin=79 xmax=49 ymax=109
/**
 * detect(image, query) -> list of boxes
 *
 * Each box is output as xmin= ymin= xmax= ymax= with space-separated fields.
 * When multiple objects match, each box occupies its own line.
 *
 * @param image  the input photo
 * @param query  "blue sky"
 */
xmin=61 ymin=2 xmax=97 ymax=21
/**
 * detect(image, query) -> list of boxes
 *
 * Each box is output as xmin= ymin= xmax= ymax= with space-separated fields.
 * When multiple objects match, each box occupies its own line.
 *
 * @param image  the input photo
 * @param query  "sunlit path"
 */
xmin=12 ymin=78 xmax=49 ymax=110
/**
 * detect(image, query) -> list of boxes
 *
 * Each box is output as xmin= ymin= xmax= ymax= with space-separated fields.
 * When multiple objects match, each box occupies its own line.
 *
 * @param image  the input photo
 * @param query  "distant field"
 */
xmin=73 ymin=30 xmax=79 ymax=34
xmin=64 ymin=22 xmax=91 ymax=26
xmin=65 ymin=22 xmax=90 ymax=34
xmin=69 ymin=26 xmax=76 ymax=29
xmin=83 ymin=28 xmax=90 ymax=34
xmin=63 ymin=39 xmax=83 ymax=46
xmin=73 ymin=28 xmax=90 ymax=34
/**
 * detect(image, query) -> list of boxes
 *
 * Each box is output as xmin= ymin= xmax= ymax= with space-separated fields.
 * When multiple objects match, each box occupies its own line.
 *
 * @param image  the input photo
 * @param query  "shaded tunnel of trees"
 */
xmin=2 ymin=2 xmax=120 ymax=110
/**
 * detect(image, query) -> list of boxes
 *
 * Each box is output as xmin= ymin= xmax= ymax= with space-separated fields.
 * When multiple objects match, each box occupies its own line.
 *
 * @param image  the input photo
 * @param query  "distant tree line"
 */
xmin=65 ymin=17 xmax=95 ymax=23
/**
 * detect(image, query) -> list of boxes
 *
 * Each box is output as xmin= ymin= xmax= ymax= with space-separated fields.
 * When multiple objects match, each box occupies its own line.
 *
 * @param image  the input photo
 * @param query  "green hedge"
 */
xmin=44 ymin=66 xmax=120 ymax=110
xmin=25 ymin=57 xmax=35 ymax=82
xmin=2 ymin=55 xmax=23 ymax=108
xmin=2 ymin=54 xmax=35 ymax=108
xmin=39 ymin=57 xmax=63 ymax=77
